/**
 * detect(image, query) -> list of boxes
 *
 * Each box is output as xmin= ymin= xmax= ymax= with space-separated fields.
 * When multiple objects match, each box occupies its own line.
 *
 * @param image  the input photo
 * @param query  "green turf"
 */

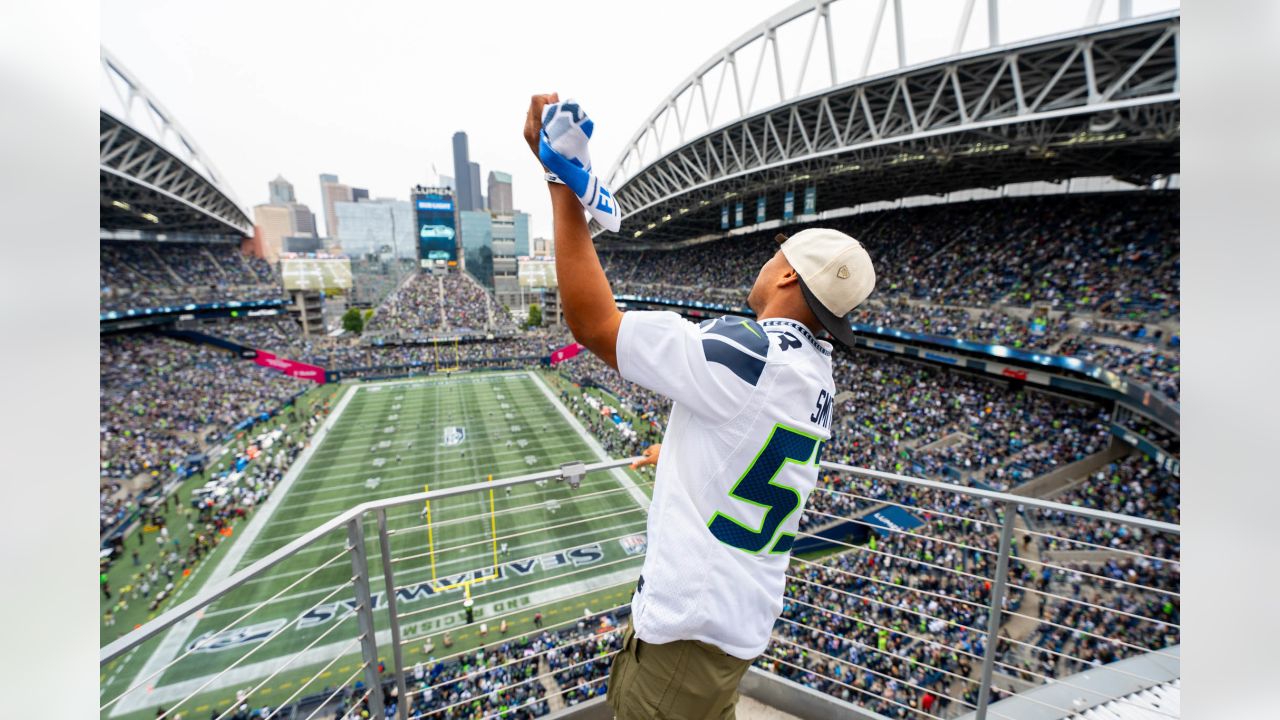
xmin=101 ymin=370 xmax=650 ymax=719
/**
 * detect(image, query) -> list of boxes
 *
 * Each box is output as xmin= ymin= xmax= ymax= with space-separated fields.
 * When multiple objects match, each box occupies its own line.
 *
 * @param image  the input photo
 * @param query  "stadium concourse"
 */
xmin=99 ymin=188 xmax=1179 ymax=718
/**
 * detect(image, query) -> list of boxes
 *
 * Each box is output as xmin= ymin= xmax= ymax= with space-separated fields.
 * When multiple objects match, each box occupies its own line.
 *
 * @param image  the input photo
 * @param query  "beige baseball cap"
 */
xmin=777 ymin=228 xmax=876 ymax=347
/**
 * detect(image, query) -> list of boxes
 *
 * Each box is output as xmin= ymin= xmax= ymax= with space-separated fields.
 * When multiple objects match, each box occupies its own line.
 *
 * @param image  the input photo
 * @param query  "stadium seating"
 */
xmin=100 ymin=241 xmax=282 ymax=312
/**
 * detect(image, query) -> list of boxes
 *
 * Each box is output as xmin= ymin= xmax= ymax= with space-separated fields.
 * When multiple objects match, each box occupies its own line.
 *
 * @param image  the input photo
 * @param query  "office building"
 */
xmin=252 ymin=204 xmax=294 ymax=263
xmin=319 ymin=173 xmax=352 ymax=239
xmin=288 ymin=204 xmax=318 ymax=236
xmin=268 ymin=175 xmax=295 ymax=204
xmin=351 ymin=187 xmax=369 ymax=202
xmin=451 ymin=132 xmax=475 ymax=211
xmin=488 ymin=171 xmax=513 ymax=214
xmin=532 ymin=236 xmax=555 ymax=256
xmin=459 ymin=210 xmax=494 ymax=288
xmin=468 ymin=162 xmax=483 ymax=211
xmin=335 ymin=198 xmax=415 ymax=259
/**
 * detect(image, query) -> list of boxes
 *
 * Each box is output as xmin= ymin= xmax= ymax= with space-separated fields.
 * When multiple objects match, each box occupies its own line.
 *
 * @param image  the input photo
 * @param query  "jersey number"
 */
xmin=708 ymin=424 xmax=821 ymax=555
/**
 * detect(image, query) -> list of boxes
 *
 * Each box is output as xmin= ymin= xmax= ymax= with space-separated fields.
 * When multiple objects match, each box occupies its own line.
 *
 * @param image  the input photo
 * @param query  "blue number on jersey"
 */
xmin=708 ymin=424 xmax=821 ymax=554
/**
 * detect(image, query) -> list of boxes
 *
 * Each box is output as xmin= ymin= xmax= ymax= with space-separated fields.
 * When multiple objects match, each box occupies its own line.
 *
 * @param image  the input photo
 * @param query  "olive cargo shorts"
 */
xmin=607 ymin=620 xmax=754 ymax=719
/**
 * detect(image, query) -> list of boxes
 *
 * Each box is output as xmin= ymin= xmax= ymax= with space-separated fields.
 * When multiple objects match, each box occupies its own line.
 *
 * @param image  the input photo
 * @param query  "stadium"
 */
xmin=99 ymin=2 xmax=1180 ymax=719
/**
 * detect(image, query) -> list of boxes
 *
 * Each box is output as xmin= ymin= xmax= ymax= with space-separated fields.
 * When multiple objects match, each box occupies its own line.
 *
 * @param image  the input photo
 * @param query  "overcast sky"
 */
xmin=101 ymin=0 xmax=1177 ymax=240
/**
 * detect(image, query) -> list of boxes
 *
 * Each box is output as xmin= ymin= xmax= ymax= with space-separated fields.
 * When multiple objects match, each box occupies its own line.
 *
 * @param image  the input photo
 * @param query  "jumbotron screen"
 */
xmin=280 ymin=257 xmax=353 ymax=291
xmin=518 ymin=258 xmax=557 ymax=289
xmin=413 ymin=193 xmax=457 ymax=266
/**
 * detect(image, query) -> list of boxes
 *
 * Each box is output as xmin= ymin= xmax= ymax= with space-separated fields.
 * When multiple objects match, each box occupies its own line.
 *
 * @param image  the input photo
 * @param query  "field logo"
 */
xmin=187 ymin=619 xmax=286 ymax=654
xmin=619 ymin=534 xmax=648 ymax=556
xmin=443 ymin=426 xmax=466 ymax=446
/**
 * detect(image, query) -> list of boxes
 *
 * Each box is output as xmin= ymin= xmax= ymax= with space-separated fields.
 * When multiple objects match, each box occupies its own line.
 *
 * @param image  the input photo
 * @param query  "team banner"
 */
xmin=253 ymin=350 xmax=326 ymax=383
xmin=734 ymin=201 xmax=744 ymax=227
xmin=784 ymin=190 xmax=795 ymax=220
xmin=549 ymin=342 xmax=585 ymax=365
xmin=756 ymin=196 xmax=766 ymax=223
xmin=803 ymin=185 xmax=817 ymax=215
xmin=721 ymin=205 xmax=729 ymax=229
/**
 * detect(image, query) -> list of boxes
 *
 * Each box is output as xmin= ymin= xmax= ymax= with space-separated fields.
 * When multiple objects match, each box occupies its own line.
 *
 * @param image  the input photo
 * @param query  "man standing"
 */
xmin=524 ymin=94 xmax=875 ymax=719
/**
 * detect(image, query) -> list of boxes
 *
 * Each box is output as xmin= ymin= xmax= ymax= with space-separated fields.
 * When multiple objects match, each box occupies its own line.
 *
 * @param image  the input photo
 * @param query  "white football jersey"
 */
xmin=616 ymin=311 xmax=836 ymax=659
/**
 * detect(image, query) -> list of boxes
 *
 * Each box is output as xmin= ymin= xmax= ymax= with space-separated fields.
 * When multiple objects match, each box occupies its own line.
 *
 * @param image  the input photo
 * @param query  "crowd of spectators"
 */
xmin=364 ymin=271 xmax=518 ymax=340
xmin=99 ymin=334 xmax=308 ymax=532
xmin=767 ymin=494 xmax=1025 ymax=718
xmin=603 ymin=194 xmax=1178 ymax=318
xmin=855 ymin=301 xmax=1073 ymax=352
xmin=1032 ymin=453 xmax=1180 ymax=560
xmin=998 ymin=556 xmax=1179 ymax=685
xmin=101 ymin=241 xmax=281 ymax=312
xmin=601 ymin=193 xmax=1180 ymax=397
xmin=1058 ymin=337 xmax=1181 ymax=402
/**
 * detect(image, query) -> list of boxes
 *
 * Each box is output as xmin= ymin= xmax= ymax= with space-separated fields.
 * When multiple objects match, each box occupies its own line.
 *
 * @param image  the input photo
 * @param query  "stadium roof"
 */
xmin=100 ymin=48 xmax=252 ymax=237
xmin=594 ymin=1 xmax=1179 ymax=244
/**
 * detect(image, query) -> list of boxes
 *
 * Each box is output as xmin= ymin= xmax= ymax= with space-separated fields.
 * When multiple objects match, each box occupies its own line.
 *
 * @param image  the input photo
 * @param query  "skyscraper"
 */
xmin=268 ymin=175 xmax=295 ymax=204
xmin=452 ymin=132 xmax=474 ymax=211
xmin=468 ymin=162 xmax=483 ymax=211
xmin=487 ymin=171 xmax=513 ymax=214
xmin=319 ymin=173 xmax=352 ymax=239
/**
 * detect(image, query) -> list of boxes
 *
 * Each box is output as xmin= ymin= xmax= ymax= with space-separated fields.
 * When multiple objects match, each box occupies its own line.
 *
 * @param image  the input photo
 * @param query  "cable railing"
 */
xmin=100 ymin=456 xmax=1179 ymax=720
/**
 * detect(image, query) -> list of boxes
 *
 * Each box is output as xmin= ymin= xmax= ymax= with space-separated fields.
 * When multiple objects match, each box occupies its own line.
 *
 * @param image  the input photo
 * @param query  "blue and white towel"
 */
xmin=539 ymin=99 xmax=622 ymax=232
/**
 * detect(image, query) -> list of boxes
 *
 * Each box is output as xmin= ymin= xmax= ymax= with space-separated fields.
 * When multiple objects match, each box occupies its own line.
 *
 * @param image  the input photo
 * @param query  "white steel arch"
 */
xmin=600 ymin=0 xmax=1180 ymax=240
xmin=100 ymin=47 xmax=252 ymax=235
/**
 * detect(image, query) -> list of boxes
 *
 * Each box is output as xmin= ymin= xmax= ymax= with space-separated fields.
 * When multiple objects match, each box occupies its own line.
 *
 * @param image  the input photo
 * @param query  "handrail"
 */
xmin=98 ymin=456 xmax=638 ymax=664
xmin=816 ymin=460 xmax=1181 ymax=536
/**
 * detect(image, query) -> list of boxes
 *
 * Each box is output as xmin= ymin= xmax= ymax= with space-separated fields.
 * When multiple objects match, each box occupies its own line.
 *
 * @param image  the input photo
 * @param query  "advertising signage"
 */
xmin=413 ymin=192 xmax=457 ymax=266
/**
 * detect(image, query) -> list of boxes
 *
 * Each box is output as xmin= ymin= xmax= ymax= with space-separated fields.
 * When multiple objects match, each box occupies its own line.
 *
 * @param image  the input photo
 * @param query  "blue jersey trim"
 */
xmin=702 ymin=338 xmax=767 ymax=386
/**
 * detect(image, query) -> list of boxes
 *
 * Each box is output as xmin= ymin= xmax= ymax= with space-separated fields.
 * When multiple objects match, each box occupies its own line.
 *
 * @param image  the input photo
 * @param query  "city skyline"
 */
xmin=100 ymin=0 xmax=791 ymax=241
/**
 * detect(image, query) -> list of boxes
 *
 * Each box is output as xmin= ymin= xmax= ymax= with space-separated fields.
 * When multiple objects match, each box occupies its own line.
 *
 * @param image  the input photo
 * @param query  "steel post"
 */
xmin=347 ymin=517 xmax=387 ymax=719
xmin=975 ymin=499 xmax=1017 ymax=719
xmin=377 ymin=509 xmax=410 ymax=720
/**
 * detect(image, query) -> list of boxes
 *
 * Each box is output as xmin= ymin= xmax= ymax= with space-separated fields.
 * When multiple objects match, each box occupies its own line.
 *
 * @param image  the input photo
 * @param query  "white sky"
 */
xmin=101 ymin=0 xmax=1177 ymax=240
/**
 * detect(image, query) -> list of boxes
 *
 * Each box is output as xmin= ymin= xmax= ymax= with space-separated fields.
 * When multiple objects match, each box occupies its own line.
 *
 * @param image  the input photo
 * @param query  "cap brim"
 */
xmin=798 ymin=277 xmax=859 ymax=349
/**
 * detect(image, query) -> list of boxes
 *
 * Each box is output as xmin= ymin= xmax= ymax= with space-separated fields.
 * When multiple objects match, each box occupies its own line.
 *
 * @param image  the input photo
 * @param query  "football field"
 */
xmin=104 ymin=370 xmax=651 ymax=718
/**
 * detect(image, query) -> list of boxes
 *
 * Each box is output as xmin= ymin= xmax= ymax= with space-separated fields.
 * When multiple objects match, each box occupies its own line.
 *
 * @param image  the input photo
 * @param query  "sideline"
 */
xmin=529 ymin=371 xmax=650 ymax=511
xmin=111 ymin=383 xmax=363 ymax=716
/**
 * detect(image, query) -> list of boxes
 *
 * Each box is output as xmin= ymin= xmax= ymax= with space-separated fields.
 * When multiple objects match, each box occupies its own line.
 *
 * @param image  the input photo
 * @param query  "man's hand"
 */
xmin=523 ymin=93 xmax=559 ymax=163
xmin=630 ymin=444 xmax=661 ymax=470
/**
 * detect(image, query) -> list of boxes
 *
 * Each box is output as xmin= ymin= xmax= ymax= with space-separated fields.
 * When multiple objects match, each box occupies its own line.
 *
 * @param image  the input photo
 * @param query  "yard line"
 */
xmin=282 ymin=430 xmax=591 ymax=491
xmin=203 ymin=516 xmax=649 ymax=616
xmin=252 ymin=475 xmax=651 ymax=546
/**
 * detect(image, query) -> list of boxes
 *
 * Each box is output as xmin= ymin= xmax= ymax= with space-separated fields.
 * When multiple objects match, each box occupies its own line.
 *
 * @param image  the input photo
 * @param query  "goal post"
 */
xmin=421 ymin=475 xmax=500 ymax=592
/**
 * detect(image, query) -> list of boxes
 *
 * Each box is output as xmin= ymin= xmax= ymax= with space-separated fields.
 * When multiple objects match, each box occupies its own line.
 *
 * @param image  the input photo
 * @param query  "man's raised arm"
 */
xmin=523 ymin=93 xmax=623 ymax=370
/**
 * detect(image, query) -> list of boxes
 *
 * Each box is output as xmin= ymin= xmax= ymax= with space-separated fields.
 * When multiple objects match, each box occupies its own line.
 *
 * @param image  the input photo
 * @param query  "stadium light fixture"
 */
xmin=662 ymin=214 xmax=672 ymax=222
xmin=141 ymin=212 xmax=160 ymax=223
xmin=678 ymin=207 xmax=689 ymax=214
xmin=112 ymin=200 xmax=130 ymax=210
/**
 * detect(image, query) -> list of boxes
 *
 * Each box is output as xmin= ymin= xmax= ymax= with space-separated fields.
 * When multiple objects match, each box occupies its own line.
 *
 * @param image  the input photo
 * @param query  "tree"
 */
xmin=526 ymin=304 xmax=543 ymax=328
xmin=342 ymin=307 xmax=364 ymax=334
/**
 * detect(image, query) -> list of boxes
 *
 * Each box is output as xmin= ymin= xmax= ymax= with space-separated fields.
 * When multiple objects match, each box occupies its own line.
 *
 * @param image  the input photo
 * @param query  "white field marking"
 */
xmin=300 ymin=396 xmax=559 ymax=458
xmin=251 ymin=472 xmax=648 ymax=547
xmin=242 ymin=470 xmax=650 ymax=580
xmin=240 ymin=481 xmax=647 ymax=571
xmin=278 ymin=436 xmax=593 ymax=497
xmin=201 ymin=515 xmax=649 ymax=617
xmin=113 ymin=383 xmax=362 ymax=716
xmin=529 ymin=371 xmax=650 ymax=511
xmin=108 ymin=565 xmax=639 ymax=716
xmin=347 ymin=371 xmax=528 ymax=390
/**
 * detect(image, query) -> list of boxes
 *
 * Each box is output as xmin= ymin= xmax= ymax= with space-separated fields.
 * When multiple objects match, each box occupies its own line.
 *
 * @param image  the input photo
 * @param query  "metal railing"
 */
xmin=100 ymin=457 xmax=1179 ymax=720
